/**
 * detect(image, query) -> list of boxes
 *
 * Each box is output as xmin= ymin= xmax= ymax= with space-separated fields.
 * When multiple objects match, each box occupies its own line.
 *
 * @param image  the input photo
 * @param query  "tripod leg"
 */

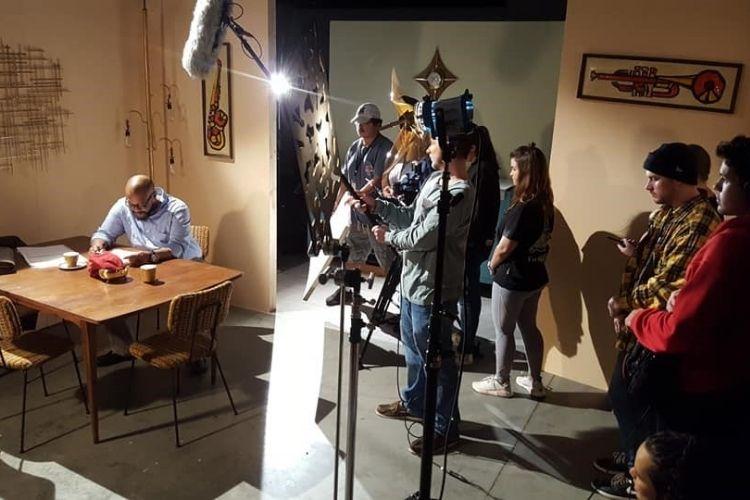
xmin=358 ymin=326 xmax=375 ymax=367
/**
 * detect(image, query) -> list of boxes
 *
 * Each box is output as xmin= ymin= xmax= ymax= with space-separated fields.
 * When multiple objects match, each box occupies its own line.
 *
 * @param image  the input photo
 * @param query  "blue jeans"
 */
xmin=459 ymin=245 xmax=489 ymax=353
xmin=400 ymin=298 xmax=460 ymax=439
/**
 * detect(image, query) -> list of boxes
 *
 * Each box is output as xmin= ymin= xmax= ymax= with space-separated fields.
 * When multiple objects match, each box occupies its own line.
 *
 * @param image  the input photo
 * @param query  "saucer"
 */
xmin=59 ymin=262 xmax=86 ymax=271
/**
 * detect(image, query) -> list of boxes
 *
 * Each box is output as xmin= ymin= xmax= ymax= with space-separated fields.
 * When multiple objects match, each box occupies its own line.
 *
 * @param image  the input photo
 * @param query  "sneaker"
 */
xmin=594 ymin=451 xmax=631 ymax=475
xmin=375 ymin=400 xmax=422 ymax=422
xmin=515 ymin=375 xmax=546 ymax=399
xmin=326 ymin=289 xmax=353 ymax=306
xmin=408 ymin=433 xmax=460 ymax=455
xmin=472 ymin=376 xmax=512 ymax=397
xmin=96 ymin=351 xmax=133 ymax=367
xmin=591 ymin=473 xmax=635 ymax=499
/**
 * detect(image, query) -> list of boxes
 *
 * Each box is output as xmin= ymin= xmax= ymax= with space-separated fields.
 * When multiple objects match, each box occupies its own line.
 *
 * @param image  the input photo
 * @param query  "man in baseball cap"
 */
xmin=328 ymin=102 xmax=394 ymax=306
xmin=350 ymin=102 xmax=381 ymax=124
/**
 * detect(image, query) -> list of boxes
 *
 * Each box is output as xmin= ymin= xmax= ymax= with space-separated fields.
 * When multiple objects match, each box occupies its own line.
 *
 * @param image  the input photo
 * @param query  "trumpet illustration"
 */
xmin=590 ymin=65 xmax=726 ymax=104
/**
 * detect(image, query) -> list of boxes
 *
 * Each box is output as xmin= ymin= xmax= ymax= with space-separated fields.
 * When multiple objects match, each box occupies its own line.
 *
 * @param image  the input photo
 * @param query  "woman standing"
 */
xmin=472 ymin=143 xmax=554 ymax=399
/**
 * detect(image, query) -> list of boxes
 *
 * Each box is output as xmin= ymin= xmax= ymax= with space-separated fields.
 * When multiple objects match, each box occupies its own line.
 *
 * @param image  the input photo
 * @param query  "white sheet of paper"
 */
xmin=17 ymin=245 xmax=87 ymax=269
xmin=110 ymin=248 xmax=140 ymax=261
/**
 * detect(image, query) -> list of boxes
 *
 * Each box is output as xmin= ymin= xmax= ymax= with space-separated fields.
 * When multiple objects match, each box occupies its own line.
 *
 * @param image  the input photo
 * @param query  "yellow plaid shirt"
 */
xmin=616 ymin=195 xmax=720 ymax=312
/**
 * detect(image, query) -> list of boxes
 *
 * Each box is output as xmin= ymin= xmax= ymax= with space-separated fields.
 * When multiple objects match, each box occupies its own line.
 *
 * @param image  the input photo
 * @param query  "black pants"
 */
xmin=608 ymin=350 xmax=662 ymax=465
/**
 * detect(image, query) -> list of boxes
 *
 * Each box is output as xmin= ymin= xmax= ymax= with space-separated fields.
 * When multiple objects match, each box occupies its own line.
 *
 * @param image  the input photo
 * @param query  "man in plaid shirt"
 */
xmin=592 ymin=142 xmax=721 ymax=499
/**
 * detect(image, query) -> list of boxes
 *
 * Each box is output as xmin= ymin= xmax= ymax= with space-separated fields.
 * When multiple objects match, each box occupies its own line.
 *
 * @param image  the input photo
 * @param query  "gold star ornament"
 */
xmin=414 ymin=48 xmax=458 ymax=100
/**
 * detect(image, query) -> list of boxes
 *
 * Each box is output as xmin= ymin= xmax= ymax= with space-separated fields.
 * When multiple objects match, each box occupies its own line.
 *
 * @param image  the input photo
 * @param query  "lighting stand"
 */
xmin=408 ymin=109 xmax=454 ymax=500
xmin=319 ymin=243 xmax=373 ymax=500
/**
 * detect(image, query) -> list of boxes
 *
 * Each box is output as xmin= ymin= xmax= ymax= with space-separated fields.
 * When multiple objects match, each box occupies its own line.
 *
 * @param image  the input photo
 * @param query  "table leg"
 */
xmin=79 ymin=321 xmax=99 ymax=443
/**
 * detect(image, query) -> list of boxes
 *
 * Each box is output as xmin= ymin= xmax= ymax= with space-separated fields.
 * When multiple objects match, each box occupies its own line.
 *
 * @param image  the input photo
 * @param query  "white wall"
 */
xmin=330 ymin=21 xmax=565 ymax=168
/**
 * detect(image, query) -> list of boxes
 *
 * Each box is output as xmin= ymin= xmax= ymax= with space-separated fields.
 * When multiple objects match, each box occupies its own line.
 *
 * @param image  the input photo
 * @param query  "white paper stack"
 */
xmin=17 ymin=245 xmax=87 ymax=269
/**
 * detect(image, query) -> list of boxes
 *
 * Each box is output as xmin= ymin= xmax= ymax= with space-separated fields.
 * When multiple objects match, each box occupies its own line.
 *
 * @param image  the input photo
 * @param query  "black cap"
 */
xmin=643 ymin=142 xmax=698 ymax=185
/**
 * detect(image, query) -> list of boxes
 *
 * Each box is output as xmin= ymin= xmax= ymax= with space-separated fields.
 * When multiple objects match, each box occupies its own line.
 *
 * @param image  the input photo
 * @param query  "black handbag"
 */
xmin=622 ymin=340 xmax=677 ymax=401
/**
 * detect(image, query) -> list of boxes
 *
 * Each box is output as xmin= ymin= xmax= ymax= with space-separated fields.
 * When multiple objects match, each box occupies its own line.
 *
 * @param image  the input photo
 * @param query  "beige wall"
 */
xmin=0 ymin=0 xmax=276 ymax=313
xmin=544 ymin=0 xmax=750 ymax=389
xmin=0 ymin=0 xmax=144 ymax=242
xmin=162 ymin=0 xmax=276 ymax=312
xmin=330 ymin=21 xmax=564 ymax=167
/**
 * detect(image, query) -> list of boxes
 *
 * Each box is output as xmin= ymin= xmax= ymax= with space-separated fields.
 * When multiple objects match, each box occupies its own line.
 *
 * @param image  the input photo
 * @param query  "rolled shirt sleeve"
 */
xmin=164 ymin=205 xmax=193 ymax=259
xmin=91 ymin=200 xmax=127 ymax=246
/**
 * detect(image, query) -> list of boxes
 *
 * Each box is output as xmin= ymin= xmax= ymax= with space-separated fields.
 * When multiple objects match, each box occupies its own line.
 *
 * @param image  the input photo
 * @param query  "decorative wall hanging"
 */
xmin=281 ymin=27 xmax=341 ymax=299
xmin=577 ymin=53 xmax=742 ymax=113
xmin=201 ymin=42 xmax=234 ymax=160
xmin=414 ymin=48 xmax=458 ymax=100
xmin=0 ymin=39 xmax=70 ymax=173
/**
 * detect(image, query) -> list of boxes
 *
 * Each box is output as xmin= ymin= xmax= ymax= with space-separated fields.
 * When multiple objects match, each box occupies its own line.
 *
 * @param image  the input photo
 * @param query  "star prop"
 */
xmin=414 ymin=48 xmax=458 ymax=100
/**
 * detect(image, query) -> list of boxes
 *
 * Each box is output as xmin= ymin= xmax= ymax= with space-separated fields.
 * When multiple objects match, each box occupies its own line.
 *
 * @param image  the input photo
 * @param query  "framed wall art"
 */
xmin=202 ymin=42 xmax=234 ymax=159
xmin=577 ymin=53 xmax=742 ymax=113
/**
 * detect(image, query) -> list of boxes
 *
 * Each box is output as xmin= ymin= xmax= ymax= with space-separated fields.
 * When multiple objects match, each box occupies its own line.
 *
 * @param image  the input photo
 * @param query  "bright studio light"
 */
xmin=270 ymin=73 xmax=291 ymax=96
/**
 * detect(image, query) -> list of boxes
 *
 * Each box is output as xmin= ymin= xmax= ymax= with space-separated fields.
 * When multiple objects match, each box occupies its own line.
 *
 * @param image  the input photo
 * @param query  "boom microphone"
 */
xmin=182 ymin=0 xmax=231 ymax=79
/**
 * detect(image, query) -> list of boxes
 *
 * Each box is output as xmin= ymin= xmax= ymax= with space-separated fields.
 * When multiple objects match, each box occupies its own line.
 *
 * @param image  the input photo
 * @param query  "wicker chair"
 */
xmin=141 ymin=225 xmax=209 ymax=337
xmin=190 ymin=225 xmax=210 ymax=262
xmin=0 ymin=297 xmax=88 ymax=452
xmin=124 ymin=281 xmax=237 ymax=447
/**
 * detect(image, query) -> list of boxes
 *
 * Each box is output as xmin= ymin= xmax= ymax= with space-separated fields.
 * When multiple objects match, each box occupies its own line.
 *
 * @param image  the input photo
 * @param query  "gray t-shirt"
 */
xmin=343 ymin=133 xmax=393 ymax=224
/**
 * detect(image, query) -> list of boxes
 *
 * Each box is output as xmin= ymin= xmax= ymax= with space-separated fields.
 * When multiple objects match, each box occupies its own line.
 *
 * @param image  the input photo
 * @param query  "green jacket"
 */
xmin=376 ymin=171 xmax=475 ymax=306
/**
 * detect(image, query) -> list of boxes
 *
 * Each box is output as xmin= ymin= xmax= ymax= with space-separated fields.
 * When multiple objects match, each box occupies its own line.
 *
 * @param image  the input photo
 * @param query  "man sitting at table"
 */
xmin=90 ymin=174 xmax=202 ymax=366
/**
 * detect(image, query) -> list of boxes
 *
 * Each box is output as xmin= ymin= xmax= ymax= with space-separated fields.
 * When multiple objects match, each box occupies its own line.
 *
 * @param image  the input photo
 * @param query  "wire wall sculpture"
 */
xmin=0 ymin=39 xmax=70 ymax=173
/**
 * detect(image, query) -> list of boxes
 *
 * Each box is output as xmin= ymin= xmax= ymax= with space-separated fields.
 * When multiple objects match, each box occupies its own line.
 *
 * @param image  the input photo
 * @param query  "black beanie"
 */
xmin=643 ymin=142 xmax=698 ymax=185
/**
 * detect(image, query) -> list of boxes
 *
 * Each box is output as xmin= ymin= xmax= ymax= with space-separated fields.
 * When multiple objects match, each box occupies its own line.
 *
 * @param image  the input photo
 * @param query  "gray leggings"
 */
xmin=491 ymin=283 xmax=544 ymax=382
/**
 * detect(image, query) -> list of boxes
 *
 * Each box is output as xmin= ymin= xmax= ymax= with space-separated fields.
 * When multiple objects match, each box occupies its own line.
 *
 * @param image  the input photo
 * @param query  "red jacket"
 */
xmin=630 ymin=216 xmax=750 ymax=395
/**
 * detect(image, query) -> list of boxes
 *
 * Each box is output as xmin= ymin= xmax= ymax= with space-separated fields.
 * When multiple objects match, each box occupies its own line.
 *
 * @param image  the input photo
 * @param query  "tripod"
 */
xmin=319 ymin=243 xmax=373 ymax=500
xmin=359 ymin=252 xmax=402 ymax=366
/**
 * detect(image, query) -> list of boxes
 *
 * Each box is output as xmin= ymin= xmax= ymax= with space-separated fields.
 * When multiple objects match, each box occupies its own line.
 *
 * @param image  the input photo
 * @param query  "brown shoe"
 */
xmin=375 ymin=400 xmax=422 ymax=422
xmin=408 ymin=433 xmax=460 ymax=455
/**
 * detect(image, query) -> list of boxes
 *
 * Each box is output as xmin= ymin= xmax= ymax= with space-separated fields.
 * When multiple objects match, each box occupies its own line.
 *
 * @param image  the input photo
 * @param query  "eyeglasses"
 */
xmin=125 ymin=190 xmax=156 ymax=211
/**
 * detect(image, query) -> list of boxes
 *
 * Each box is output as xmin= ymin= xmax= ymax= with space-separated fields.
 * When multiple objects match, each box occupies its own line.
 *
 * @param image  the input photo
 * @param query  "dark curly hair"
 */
xmin=643 ymin=432 xmax=698 ymax=499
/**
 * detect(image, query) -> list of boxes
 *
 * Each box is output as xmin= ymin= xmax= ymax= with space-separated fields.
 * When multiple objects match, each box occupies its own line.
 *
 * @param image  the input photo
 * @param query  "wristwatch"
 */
xmin=150 ymin=250 xmax=158 ymax=263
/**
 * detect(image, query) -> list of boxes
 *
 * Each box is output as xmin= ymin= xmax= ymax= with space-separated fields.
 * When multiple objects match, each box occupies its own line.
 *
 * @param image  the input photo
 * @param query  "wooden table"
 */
xmin=0 ymin=236 xmax=242 ymax=443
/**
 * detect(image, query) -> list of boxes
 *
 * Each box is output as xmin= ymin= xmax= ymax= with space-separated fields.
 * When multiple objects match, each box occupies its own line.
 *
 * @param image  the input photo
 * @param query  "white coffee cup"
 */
xmin=141 ymin=264 xmax=157 ymax=283
xmin=63 ymin=251 xmax=79 ymax=268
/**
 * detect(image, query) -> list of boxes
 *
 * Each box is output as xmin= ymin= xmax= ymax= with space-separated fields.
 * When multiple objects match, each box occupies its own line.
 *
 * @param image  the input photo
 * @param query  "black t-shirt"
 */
xmin=493 ymin=198 xmax=554 ymax=291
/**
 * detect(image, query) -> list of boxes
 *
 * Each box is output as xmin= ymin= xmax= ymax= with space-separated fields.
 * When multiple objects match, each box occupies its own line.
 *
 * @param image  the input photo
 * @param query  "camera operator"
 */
xmin=353 ymin=132 xmax=477 ymax=454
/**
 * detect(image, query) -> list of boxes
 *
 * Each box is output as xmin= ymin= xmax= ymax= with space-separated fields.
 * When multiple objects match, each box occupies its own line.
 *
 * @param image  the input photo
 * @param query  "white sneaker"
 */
xmin=515 ymin=375 xmax=546 ymax=399
xmin=472 ymin=376 xmax=513 ymax=398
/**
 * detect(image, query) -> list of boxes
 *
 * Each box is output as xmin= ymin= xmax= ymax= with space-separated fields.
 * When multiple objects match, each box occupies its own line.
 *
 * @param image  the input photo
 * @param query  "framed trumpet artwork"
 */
xmin=577 ymin=54 xmax=742 ymax=114
xmin=202 ymin=42 xmax=234 ymax=159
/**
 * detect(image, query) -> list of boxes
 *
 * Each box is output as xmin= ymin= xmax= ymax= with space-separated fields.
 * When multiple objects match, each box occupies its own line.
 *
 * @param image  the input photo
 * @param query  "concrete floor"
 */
xmin=0 ymin=262 xmax=617 ymax=499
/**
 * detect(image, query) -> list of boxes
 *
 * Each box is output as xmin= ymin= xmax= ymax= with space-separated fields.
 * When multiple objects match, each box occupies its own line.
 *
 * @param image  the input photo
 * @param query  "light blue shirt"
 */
xmin=92 ymin=187 xmax=202 ymax=260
